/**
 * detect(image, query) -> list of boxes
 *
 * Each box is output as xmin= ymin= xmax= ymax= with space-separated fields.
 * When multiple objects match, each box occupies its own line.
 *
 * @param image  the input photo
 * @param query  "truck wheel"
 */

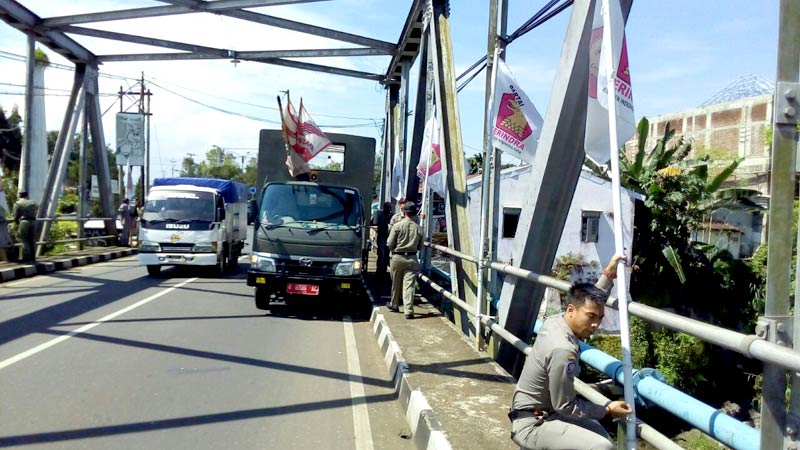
xmin=147 ymin=265 xmax=161 ymax=276
xmin=255 ymin=287 xmax=271 ymax=310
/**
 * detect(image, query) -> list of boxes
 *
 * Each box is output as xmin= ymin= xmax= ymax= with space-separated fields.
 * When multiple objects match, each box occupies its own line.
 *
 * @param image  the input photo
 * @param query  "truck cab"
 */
xmin=247 ymin=130 xmax=375 ymax=309
xmin=139 ymin=178 xmax=247 ymax=276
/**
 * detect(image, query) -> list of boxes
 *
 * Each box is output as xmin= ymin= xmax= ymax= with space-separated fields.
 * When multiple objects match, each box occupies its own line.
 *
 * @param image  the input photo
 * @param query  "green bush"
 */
xmin=653 ymin=328 xmax=709 ymax=393
xmin=57 ymin=192 xmax=79 ymax=215
xmin=44 ymin=221 xmax=77 ymax=255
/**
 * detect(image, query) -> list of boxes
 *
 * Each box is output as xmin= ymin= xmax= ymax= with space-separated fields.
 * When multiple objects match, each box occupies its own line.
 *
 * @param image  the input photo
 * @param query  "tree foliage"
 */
xmin=0 ymin=105 xmax=23 ymax=172
xmin=179 ymin=146 xmax=256 ymax=187
xmin=585 ymin=118 xmax=764 ymax=405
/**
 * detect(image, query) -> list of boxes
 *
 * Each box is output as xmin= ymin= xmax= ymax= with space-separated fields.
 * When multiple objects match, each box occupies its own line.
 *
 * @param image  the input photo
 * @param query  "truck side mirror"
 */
xmin=217 ymin=207 xmax=226 ymax=221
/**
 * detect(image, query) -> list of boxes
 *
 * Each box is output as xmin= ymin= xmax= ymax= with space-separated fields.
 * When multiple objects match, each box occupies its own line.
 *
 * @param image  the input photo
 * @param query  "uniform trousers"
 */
xmin=511 ymin=414 xmax=612 ymax=450
xmin=389 ymin=254 xmax=418 ymax=314
xmin=17 ymin=219 xmax=36 ymax=263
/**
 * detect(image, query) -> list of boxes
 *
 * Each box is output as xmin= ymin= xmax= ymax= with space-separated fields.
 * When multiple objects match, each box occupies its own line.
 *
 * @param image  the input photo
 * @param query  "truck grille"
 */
xmin=277 ymin=259 xmax=336 ymax=276
xmin=160 ymin=243 xmax=194 ymax=253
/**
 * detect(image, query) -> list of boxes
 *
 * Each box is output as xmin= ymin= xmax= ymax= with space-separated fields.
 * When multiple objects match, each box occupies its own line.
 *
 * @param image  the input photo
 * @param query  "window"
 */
xmin=502 ymin=207 xmax=521 ymax=238
xmin=308 ymin=144 xmax=345 ymax=172
xmin=581 ymin=210 xmax=601 ymax=243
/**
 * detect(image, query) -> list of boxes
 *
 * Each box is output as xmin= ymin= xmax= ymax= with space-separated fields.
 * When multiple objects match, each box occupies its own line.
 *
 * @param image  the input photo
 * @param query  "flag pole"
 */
xmin=600 ymin=0 xmax=636 ymax=448
xmin=276 ymin=93 xmax=291 ymax=182
xmin=476 ymin=45 xmax=501 ymax=351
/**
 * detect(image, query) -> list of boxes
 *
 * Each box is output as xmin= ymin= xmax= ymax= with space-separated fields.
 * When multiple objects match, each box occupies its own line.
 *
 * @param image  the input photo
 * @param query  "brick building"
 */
xmin=625 ymin=75 xmax=775 ymax=258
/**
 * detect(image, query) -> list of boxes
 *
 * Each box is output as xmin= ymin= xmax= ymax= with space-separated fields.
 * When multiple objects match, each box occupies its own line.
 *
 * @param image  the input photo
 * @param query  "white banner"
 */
xmin=115 ymin=113 xmax=145 ymax=166
xmin=490 ymin=59 xmax=544 ymax=164
xmin=416 ymin=114 xmax=446 ymax=197
xmin=584 ymin=0 xmax=636 ymax=164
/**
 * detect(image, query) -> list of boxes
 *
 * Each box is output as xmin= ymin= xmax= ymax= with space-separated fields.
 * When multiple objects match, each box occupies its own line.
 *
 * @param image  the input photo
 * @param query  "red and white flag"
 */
xmin=584 ymin=0 xmax=635 ymax=164
xmin=490 ymin=59 xmax=544 ymax=164
xmin=282 ymin=96 xmax=332 ymax=176
xmin=416 ymin=114 xmax=446 ymax=197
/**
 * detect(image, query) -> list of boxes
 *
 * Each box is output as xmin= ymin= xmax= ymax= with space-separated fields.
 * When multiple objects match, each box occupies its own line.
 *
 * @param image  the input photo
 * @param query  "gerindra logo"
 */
xmin=495 ymin=93 xmax=532 ymax=141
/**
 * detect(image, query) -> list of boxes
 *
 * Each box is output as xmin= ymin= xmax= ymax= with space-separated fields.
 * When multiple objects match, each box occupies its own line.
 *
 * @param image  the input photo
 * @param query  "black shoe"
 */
xmin=405 ymin=314 xmax=413 ymax=320
xmin=386 ymin=303 xmax=399 ymax=312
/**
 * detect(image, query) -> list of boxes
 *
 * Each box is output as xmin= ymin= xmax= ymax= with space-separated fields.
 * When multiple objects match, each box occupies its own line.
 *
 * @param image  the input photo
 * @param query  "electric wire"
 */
xmin=454 ymin=0 xmax=572 ymax=93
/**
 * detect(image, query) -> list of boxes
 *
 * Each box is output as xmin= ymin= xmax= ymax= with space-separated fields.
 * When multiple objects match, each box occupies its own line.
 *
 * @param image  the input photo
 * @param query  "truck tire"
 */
xmin=147 ymin=265 xmax=161 ymax=276
xmin=255 ymin=287 xmax=271 ymax=310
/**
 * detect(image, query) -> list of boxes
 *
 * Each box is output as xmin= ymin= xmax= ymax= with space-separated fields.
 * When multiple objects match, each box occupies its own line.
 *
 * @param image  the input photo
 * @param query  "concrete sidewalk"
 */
xmin=364 ymin=270 xmax=518 ymax=450
xmin=0 ymin=246 xmax=138 ymax=283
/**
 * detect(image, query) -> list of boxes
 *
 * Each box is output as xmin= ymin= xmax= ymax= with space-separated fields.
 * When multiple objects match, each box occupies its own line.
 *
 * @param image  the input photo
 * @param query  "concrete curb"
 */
xmin=0 ymin=248 xmax=138 ymax=283
xmin=363 ymin=281 xmax=453 ymax=450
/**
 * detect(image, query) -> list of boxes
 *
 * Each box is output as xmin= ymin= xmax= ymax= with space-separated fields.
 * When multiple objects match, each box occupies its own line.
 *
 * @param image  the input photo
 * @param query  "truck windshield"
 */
xmin=260 ymin=184 xmax=361 ymax=227
xmin=142 ymin=190 xmax=215 ymax=222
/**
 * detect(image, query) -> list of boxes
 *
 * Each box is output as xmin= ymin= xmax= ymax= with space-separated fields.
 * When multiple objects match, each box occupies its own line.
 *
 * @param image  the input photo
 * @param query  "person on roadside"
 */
xmin=386 ymin=201 xmax=424 ymax=319
xmin=117 ymin=198 xmax=135 ymax=247
xmin=13 ymin=191 xmax=38 ymax=263
xmin=371 ymin=201 xmax=392 ymax=278
xmin=508 ymin=255 xmax=632 ymax=450
xmin=388 ymin=197 xmax=407 ymax=233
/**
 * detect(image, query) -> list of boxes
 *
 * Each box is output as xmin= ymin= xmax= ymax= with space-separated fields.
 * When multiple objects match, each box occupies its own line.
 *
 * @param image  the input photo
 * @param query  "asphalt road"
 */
xmin=0 ymin=254 xmax=415 ymax=450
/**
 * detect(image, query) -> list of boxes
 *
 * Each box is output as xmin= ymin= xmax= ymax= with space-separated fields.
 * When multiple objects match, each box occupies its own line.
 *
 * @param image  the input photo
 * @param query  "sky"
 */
xmin=0 ymin=0 xmax=782 ymax=185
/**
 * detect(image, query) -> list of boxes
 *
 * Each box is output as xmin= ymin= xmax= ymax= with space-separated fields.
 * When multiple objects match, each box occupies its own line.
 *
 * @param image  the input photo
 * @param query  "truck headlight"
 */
xmin=335 ymin=260 xmax=362 ymax=276
xmin=250 ymin=254 xmax=276 ymax=272
xmin=193 ymin=242 xmax=214 ymax=253
xmin=140 ymin=241 xmax=160 ymax=253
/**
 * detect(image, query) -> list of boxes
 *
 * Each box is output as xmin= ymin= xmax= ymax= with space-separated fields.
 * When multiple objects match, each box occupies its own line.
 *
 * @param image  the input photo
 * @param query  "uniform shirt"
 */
xmin=512 ymin=275 xmax=614 ymax=420
xmin=389 ymin=211 xmax=419 ymax=231
xmin=387 ymin=216 xmax=423 ymax=254
xmin=13 ymin=198 xmax=37 ymax=222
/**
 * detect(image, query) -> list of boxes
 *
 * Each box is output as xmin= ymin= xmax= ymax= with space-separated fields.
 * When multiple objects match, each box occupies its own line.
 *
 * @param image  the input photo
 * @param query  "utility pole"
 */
xmin=117 ymin=73 xmax=152 ymax=206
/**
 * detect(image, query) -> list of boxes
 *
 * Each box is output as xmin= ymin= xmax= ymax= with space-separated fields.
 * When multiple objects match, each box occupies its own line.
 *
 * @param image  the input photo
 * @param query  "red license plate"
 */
xmin=286 ymin=283 xmax=320 ymax=296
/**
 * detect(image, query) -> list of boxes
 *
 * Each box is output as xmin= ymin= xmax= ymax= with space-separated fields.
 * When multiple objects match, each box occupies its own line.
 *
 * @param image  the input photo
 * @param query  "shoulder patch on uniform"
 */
xmin=566 ymin=360 xmax=576 ymax=376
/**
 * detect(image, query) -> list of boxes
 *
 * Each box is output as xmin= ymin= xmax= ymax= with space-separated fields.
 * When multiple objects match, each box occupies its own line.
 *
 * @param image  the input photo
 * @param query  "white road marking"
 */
xmin=343 ymin=315 xmax=375 ymax=450
xmin=0 ymin=277 xmax=198 ymax=371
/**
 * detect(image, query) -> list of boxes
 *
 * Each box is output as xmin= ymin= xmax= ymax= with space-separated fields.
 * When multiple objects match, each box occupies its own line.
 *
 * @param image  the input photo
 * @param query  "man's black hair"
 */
xmin=567 ymin=282 xmax=608 ymax=308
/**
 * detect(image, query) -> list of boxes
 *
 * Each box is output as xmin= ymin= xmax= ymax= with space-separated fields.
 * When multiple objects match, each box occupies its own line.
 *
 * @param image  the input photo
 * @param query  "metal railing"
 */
xmin=2 ymin=216 xmax=122 ymax=258
xmin=421 ymin=241 xmax=769 ymax=450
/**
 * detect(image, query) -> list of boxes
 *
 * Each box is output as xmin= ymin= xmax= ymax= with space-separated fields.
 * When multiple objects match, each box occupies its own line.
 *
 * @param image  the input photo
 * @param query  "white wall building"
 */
xmin=465 ymin=165 xmax=643 ymax=331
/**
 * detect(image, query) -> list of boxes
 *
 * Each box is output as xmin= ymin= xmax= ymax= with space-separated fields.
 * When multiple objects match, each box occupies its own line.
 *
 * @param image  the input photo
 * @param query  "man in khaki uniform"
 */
xmin=13 ymin=191 xmax=38 ymax=263
xmin=386 ymin=201 xmax=423 ymax=319
xmin=509 ymin=256 xmax=631 ymax=450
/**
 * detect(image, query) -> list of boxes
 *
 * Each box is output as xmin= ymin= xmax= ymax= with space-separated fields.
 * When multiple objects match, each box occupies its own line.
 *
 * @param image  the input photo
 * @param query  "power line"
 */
xmin=454 ymin=0 xmax=572 ymax=93
xmin=0 ymin=50 xmax=382 ymax=130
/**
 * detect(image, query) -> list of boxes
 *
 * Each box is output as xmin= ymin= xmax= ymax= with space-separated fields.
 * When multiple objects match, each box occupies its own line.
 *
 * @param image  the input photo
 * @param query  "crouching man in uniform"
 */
xmin=509 ymin=255 xmax=632 ymax=450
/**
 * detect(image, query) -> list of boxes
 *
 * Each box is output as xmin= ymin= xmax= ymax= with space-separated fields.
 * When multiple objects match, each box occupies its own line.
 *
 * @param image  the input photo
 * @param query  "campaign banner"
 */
xmin=416 ymin=114 xmax=446 ymax=197
xmin=584 ymin=0 xmax=636 ymax=164
xmin=115 ymin=113 xmax=145 ymax=166
xmin=491 ymin=59 xmax=544 ymax=164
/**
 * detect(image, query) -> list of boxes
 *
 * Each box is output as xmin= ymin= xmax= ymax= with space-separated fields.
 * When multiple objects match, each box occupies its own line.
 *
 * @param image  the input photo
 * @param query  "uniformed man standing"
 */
xmin=388 ymin=197 xmax=407 ymax=233
xmin=386 ymin=201 xmax=424 ymax=319
xmin=13 ymin=191 xmax=38 ymax=263
xmin=509 ymin=256 xmax=632 ymax=450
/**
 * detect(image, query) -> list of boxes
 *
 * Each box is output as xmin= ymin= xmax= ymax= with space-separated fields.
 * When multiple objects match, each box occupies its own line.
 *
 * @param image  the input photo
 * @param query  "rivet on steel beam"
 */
xmin=756 ymin=327 xmax=766 ymax=337
xmin=778 ymin=340 xmax=786 ymax=346
xmin=785 ymin=107 xmax=797 ymax=118
xmin=786 ymin=424 xmax=798 ymax=436
xmin=777 ymin=322 xmax=786 ymax=332
xmin=786 ymin=88 xmax=797 ymax=100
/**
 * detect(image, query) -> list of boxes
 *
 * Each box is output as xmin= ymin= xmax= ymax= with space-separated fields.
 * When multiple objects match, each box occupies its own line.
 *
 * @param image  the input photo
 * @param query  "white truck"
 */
xmin=138 ymin=177 xmax=248 ymax=276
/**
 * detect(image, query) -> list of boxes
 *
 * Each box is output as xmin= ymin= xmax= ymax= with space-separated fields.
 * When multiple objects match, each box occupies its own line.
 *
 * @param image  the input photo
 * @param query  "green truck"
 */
xmin=247 ymin=130 xmax=376 ymax=310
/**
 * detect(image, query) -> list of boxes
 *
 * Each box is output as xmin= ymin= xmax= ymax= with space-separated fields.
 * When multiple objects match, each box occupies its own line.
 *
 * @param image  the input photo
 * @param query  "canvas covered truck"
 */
xmin=247 ymin=130 xmax=376 ymax=310
xmin=138 ymin=177 xmax=248 ymax=276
